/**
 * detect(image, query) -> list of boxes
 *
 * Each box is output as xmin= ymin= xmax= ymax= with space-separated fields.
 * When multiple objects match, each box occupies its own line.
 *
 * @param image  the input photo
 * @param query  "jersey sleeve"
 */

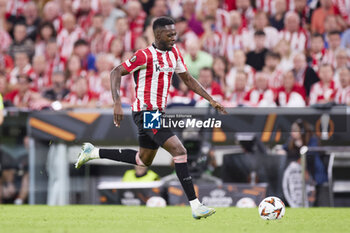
xmin=173 ymin=45 xmax=188 ymax=74
xmin=121 ymin=50 xmax=147 ymax=73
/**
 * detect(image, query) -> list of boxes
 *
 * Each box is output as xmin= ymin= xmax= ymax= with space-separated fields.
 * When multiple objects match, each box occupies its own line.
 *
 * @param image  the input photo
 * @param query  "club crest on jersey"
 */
xmin=130 ymin=56 xmax=137 ymax=63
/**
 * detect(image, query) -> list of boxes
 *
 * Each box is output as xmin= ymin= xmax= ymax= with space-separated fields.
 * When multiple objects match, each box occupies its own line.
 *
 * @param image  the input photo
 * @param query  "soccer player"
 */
xmin=75 ymin=17 xmax=227 ymax=219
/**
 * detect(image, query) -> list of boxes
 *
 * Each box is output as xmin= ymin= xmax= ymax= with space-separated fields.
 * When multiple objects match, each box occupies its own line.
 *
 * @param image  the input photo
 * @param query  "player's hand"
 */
xmin=210 ymin=99 xmax=228 ymax=114
xmin=113 ymin=102 xmax=123 ymax=127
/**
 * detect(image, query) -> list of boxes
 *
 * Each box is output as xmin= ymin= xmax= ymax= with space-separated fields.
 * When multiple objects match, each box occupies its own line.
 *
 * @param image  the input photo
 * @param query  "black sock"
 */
xmin=99 ymin=149 xmax=137 ymax=165
xmin=174 ymin=162 xmax=197 ymax=201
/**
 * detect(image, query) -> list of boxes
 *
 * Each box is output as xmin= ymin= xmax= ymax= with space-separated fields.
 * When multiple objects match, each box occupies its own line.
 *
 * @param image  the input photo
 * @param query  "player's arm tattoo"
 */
xmin=178 ymin=72 xmax=213 ymax=102
xmin=110 ymin=65 xmax=129 ymax=103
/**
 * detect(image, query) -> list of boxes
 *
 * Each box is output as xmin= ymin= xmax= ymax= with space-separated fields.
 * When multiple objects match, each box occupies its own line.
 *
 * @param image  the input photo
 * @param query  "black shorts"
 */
xmin=132 ymin=111 xmax=174 ymax=150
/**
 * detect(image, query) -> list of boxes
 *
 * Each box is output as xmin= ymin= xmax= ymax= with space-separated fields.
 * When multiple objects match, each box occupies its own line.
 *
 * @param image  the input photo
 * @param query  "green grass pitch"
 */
xmin=0 ymin=206 xmax=349 ymax=233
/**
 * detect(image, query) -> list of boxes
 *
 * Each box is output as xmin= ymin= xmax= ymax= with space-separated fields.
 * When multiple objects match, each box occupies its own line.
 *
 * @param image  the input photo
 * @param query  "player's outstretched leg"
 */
xmin=163 ymin=136 xmax=216 ymax=219
xmin=75 ymin=142 xmax=144 ymax=168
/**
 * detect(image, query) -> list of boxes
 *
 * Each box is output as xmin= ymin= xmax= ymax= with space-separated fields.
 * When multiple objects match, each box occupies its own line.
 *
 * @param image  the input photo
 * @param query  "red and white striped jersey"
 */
xmin=334 ymin=86 xmax=350 ymax=105
xmin=277 ymin=85 xmax=306 ymax=107
xmin=215 ymin=9 xmax=230 ymax=32
xmin=6 ymin=0 xmax=30 ymax=17
xmin=8 ymin=64 xmax=34 ymax=85
xmin=57 ymin=27 xmax=86 ymax=59
xmin=309 ymin=80 xmax=337 ymax=105
xmin=89 ymin=30 xmax=115 ymax=54
xmin=129 ymin=11 xmax=147 ymax=37
xmin=221 ymin=30 xmax=246 ymax=63
xmin=278 ymin=28 xmax=309 ymax=52
xmin=333 ymin=0 xmax=350 ymax=25
xmin=121 ymin=44 xmax=187 ymax=112
xmin=244 ymin=88 xmax=277 ymax=107
xmin=201 ymin=32 xmax=223 ymax=56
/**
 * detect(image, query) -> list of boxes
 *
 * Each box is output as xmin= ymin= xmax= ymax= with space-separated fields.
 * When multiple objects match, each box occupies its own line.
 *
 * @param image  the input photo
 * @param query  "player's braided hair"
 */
xmin=152 ymin=16 xmax=175 ymax=32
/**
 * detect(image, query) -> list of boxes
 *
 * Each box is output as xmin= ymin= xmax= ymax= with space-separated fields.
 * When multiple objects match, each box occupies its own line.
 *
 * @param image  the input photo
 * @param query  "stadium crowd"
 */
xmin=0 ymin=0 xmax=349 ymax=110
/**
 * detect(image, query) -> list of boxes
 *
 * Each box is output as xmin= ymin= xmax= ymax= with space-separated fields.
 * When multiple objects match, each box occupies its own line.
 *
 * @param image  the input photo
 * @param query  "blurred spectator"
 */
xmin=42 ymin=71 xmax=70 ymax=102
xmin=122 ymin=166 xmax=159 ymax=182
xmin=57 ymin=13 xmax=86 ymax=59
xmin=308 ymin=33 xmax=326 ymax=71
xmin=292 ymin=53 xmax=319 ymax=97
xmin=88 ymin=14 xmax=115 ymax=55
xmin=311 ymin=0 xmax=339 ymax=34
xmin=148 ymin=0 xmax=169 ymax=21
xmin=226 ymin=50 xmax=255 ymax=92
xmin=222 ymin=11 xmax=245 ymax=64
xmin=309 ymin=63 xmax=336 ymax=105
xmin=168 ymin=0 xmax=183 ymax=19
xmin=333 ymin=49 xmax=350 ymax=87
xmin=109 ymin=38 xmax=124 ymax=67
xmin=263 ymin=51 xmax=283 ymax=89
xmin=100 ymin=0 xmax=125 ymax=33
xmin=114 ymin=16 xmax=136 ymax=52
xmin=97 ymin=71 xmax=114 ymax=108
xmin=244 ymin=72 xmax=277 ymax=107
xmin=323 ymin=31 xmax=342 ymax=66
xmin=44 ymin=39 xmax=66 ymax=80
xmin=182 ymin=0 xmax=203 ymax=36
xmin=62 ymin=77 xmax=98 ymax=109
xmin=225 ymin=70 xmax=248 ymax=107
xmin=29 ymin=55 xmax=49 ymax=91
xmin=274 ymin=39 xmax=294 ymax=72
xmin=236 ymin=0 xmax=255 ymax=29
xmin=22 ymin=2 xmax=40 ymax=42
xmin=246 ymin=30 xmax=268 ymax=71
xmin=75 ymin=0 xmax=96 ymax=32
xmin=8 ymin=23 xmax=35 ymax=60
xmin=4 ymin=74 xmax=42 ymax=109
xmin=42 ymin=1 xmax=63 ymax=33
xmin=65 ymin=54 xmax=87 ymax=89
xmin=8 ymin=52 xmax=33 ymax=88
xmin=334 ymin=66 xmax=350 ymax=105
xmin=193 ymin=67 xmax=224 ymax=106
xmin=284 ymin=119 xmax=328 ymax=185
xmin=126 ymin=0 xmax=147 ymax=37
xmin=212 ymin=56 xmax=228 ymax=87
xmin=88 ymin=53 xmax=114 ymax=95
xmin=294 ymin=0 xmax=312 ymax=29
xmin=333 ymin=0 xmax=350 ymax=26
xmin=35 ymin=22 xmax=57 ymax=56
xmin=184 ymin=38 xmax=213 ymax=79
xmin=200 ymin=16 xmax=222 ymax=56
xmin=279 ymin=11 xmax=308 ymax=52
xmin=174 ymin=16 xmax=197 ymax=51
xmin=73 ymin=39 xmax=96 ymax=72
xmin=196 ymin=0 xmax=230 ymax=33
xmin=245 ymin=11 xmax=279 ymax=51
xmin=269 ymin=0 xmax=287 ymax=31
xmin=277 ymin=70 xmax=306 ymax=107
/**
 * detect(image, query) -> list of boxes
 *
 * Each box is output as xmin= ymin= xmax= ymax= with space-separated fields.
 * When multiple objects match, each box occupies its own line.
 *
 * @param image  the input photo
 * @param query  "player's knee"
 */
xmin=136 ymin=152 xmax=151 ymax=167
xmin=170 ymin=143 xmax=187 ymax=157
xmin=172 ymin=145 xmax=187 ymax=163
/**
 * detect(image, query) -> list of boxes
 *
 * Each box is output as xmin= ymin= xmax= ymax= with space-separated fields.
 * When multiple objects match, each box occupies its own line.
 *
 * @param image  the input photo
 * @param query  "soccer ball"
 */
xmin=258 ymin=196 xmax=285 ymax=220
xmin=146 ymin=196 xmax=167 ymax=207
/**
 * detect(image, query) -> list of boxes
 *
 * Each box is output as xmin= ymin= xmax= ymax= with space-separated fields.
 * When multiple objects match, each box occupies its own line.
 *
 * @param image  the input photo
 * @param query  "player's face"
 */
xmin=159 ymin=27 xmax=176 ymax=51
